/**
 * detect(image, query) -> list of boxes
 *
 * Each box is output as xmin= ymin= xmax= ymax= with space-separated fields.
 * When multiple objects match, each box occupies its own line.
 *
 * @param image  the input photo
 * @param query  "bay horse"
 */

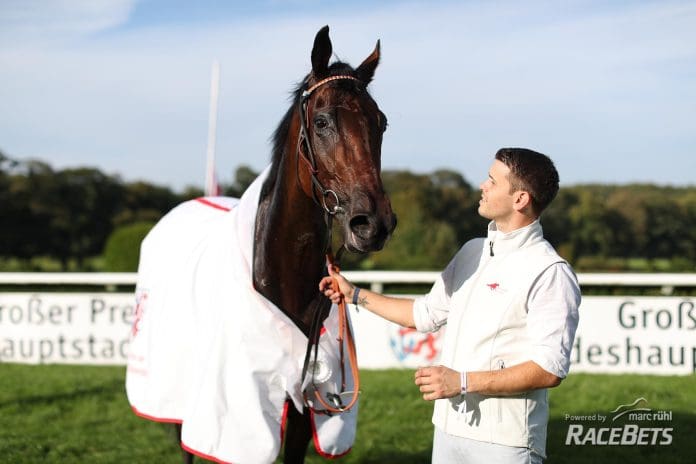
xmin=126 ymin=26 xmax=396 ymax=463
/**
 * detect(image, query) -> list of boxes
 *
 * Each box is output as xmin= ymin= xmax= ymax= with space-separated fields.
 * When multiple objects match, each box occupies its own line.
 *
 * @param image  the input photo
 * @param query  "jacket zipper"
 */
xmin=497 ymin=359 xmax=505 ymax=422
xmin=445 ymin=252 xmax=495 ymax=430
xmin=489 ymin=240 xmax=494 ymax=256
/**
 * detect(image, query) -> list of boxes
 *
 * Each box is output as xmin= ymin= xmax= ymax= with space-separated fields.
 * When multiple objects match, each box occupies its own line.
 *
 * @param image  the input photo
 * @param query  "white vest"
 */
xmin=433 ymin=221 xmax=564 ymax=457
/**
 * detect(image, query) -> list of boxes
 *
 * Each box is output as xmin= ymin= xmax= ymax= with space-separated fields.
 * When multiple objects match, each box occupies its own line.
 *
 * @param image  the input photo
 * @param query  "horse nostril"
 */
xmin=349 ymin=214 xmax=373 ymax=239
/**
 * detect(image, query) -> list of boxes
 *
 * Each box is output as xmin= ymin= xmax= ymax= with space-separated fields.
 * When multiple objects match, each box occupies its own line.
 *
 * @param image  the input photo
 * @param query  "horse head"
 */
xmin=297 ymin=25 xmax=397 ymax=254
xmin=257 ymin=25 xmax=397 ymax=326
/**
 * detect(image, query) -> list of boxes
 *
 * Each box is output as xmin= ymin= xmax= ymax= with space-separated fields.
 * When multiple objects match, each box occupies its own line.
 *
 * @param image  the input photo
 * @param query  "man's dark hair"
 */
xmin=495 ymin=148 xmax=559 ymax=216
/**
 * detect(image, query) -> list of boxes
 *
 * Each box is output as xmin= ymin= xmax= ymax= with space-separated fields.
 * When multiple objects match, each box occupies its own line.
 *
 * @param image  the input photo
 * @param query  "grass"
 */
xmin=0 ymin=365 xmax=693 ymax=463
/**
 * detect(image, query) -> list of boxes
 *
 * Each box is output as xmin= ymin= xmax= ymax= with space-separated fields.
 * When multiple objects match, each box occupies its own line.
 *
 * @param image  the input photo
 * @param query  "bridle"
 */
xmin=297 ymin=74 xmax=364 ymax=415
xmin=297 ymin=74 xmax=362 ymax=217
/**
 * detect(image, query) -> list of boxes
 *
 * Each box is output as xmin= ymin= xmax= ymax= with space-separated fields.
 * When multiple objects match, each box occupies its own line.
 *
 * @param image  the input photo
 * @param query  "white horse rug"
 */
xmin=126 ymin=166 xmax=357 ymax=463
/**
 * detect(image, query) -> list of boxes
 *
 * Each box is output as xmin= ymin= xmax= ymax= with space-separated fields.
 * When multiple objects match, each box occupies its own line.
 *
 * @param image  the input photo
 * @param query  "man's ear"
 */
xmin=513 ymin=191 xmax=533 ymax=212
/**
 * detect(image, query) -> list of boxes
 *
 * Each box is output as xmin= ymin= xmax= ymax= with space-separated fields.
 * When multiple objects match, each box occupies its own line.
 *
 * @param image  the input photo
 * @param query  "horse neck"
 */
xmin=253 ymin=130 xmax=329 ymax=335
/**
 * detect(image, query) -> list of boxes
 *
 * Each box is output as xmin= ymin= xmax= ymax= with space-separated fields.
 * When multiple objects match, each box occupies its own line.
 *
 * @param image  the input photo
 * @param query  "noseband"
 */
xmin=297 ymin=74 xmax=362 ymax=216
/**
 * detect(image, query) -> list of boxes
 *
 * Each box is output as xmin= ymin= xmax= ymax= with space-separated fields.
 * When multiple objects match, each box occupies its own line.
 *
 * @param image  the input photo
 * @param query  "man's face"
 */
xmin=478 ymin=159 xmax=516 ymax=223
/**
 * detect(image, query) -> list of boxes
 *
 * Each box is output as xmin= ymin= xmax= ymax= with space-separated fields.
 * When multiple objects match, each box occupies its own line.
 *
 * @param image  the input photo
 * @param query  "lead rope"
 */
xmin=306 ymin=253 xmax=360 ymax=414
xmin=300 ymin=210 xmax=359 ymax=414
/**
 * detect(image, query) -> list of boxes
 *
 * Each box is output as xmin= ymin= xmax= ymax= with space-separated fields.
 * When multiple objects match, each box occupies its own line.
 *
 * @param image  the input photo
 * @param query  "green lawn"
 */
xmin=0 ymin=365 xmax=693 ymax=463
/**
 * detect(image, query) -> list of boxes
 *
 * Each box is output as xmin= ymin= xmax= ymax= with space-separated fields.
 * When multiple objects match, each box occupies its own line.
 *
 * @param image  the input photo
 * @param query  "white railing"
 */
xmin=1 ymin=272 xmax=695 ymax=294
xmin=0 ymin=272 xmax=139 ymax=285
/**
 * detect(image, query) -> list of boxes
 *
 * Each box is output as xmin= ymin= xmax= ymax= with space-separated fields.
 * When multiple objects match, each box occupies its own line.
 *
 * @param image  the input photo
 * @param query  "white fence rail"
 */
xmin=1 ymin=272 xmax=696 ymax=293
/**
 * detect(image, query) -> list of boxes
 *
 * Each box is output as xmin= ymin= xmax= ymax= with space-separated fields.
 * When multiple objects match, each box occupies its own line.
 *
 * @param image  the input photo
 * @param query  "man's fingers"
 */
xmin=319 ymin=276 xmax=341 ymax=294
xmin=414 ymin=365 xmax=457 ymax=401
xmin=319 ymin=277 xmax=344 ymax=304
xmin=415 ymin=367 xmax=434 ymax=379
xmin=420 ymin=382 xmax=448 ymax=401
xmin=419 ymin=384 xmax=433 ymax=393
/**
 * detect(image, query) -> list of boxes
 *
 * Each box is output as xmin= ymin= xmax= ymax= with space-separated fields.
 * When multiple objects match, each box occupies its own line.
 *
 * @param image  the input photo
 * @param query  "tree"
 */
xmin=0 ymin=160 xmax=55 ymax=260
xmin=102 ymin=222 xmax=155 ymax=271
xmin=115 ymin=181 xmax=179 ymax=225
xmin=542 ymin=189 xmax=579 ymax=260
xmin=223 ymin=165 xmax=259 ymax=198
xmin=360 ymin=170 xmax=479 ymax=270
xmin=3 ymin=150 xmax=696 ymax=272
xmin=424 ymin=169 xmax=485 ymax=246
xmin=42 ymin=168 xmax=125 ymax=269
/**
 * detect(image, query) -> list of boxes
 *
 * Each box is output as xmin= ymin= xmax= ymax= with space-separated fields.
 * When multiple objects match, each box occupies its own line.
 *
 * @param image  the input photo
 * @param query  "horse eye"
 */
xmin=314 ymin=116 xmax=329 ymax=130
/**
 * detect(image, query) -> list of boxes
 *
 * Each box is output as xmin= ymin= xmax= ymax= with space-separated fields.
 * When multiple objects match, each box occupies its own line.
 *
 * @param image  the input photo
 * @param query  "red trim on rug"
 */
xmin=280 ymin=400 xmax=290 ymax=445
xmin=195 ymin=197 xmax=232 ymax=211
xmin=308 ymin=409 xmax=353 ymax=459
xmin=130 ymin=405 xmax=182 ymax=424
xmin=181 ymin=442 xmax=235 ymax=464
xmin=131 ymin=408 xmax=235 ymax=464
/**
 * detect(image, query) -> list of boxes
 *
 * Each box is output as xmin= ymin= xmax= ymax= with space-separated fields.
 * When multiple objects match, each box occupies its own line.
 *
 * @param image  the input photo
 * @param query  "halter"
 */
xmin=297 ymin=74 xmax=363 ymax=415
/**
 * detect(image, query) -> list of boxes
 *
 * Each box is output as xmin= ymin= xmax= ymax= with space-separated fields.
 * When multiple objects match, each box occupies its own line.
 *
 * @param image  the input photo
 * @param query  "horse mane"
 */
xmin=259 ymin=62 xmax=362 ymax=201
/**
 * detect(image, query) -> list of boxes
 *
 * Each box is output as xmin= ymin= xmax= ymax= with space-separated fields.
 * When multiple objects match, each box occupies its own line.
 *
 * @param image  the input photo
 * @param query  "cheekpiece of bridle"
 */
xmin=297 ymin=74 xmax=363 ymax=218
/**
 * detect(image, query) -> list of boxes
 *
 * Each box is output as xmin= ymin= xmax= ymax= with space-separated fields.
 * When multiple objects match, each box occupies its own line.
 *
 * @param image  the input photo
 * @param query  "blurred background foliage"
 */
xmin=1 ymin=150 xmax=695 ymax=273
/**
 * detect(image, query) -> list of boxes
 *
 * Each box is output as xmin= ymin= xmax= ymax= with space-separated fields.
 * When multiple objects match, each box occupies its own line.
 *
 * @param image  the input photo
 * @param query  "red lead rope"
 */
xmin=308 ymin=255 xmax=360 ymax=414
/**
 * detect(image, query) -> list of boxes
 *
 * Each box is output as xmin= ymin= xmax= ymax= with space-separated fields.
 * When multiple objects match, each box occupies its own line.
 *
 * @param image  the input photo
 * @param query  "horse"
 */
xmin=125 ymin=26 xmax=396 ymax=464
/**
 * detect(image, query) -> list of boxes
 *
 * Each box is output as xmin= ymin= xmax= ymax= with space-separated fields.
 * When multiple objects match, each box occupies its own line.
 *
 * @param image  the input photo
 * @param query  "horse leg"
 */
xmin=174 ymin=423 xmax=195 ymax=464
xmin=283 ymin=402 xmax=312 ymax=464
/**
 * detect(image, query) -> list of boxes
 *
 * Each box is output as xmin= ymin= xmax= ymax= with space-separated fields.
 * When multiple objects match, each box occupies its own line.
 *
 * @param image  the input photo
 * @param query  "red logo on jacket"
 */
xmin=486 ymin=283 xmax=500 ymax=290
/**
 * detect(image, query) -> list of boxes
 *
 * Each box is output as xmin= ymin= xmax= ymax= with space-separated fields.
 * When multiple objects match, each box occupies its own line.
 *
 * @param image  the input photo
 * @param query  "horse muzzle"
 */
xmin=345 ymin=209 xmax=396 ymax=253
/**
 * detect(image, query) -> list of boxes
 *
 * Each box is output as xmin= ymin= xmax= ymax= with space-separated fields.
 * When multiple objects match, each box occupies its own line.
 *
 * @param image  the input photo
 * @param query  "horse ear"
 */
xmin=356 ymin=39 xmax=380 ymax=85
xmin=311 ymin=25 xmax=332 ymax=79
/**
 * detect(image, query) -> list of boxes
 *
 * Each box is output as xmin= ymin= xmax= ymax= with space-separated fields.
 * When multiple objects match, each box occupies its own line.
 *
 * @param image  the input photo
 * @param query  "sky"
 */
xmin=1 ymin=0 xmax=695 ymax=191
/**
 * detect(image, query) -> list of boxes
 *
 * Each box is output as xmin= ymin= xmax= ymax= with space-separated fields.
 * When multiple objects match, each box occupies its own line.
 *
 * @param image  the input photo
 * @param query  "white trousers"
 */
xmin=432 ymin=427 xmax=543 ymax=464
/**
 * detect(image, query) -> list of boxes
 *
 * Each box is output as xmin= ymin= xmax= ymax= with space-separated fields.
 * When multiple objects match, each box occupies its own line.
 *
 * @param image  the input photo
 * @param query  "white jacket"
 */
xmin=413 ymin=221 xmax=580 ymax=457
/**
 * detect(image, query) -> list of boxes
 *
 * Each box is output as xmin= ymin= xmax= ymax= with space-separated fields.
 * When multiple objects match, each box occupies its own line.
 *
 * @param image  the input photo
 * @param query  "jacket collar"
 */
xmin=486 ymin=220 xmax=544 ymax=256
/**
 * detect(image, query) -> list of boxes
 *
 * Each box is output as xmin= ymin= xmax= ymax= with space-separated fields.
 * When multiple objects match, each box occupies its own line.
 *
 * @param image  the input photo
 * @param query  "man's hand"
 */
xmin=320 ymin=267 xmax=417 ymax=328
xmin=319 ymin=266 xmax=354 ymax=305
xmin=414 ymin=365 xmax=462 ymax=401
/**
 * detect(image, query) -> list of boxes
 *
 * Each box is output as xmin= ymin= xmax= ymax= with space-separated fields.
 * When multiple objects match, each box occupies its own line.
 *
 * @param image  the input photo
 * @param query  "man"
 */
xmin=320 ymin=148 xmax=580 ymax=463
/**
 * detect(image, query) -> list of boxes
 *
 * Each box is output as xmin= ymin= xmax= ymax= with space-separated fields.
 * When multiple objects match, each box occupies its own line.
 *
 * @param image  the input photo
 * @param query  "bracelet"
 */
xmin=460 ymin=370 xmax=467 ymax=395
xmin=352 ymin=287 xmax=361 ymax=305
